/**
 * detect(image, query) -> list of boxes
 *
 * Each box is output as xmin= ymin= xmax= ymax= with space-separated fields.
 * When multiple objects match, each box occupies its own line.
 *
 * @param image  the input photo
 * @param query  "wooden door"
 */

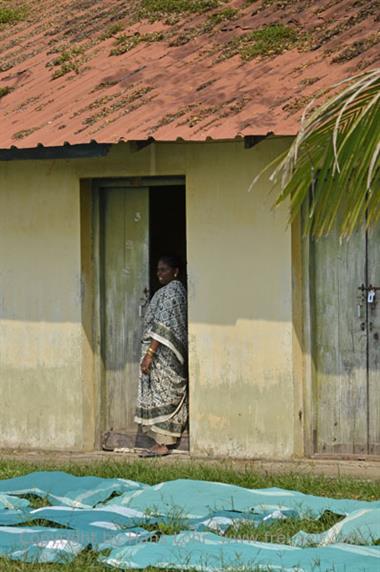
xmin=368 ymin=224 xmax=380 ymax=455
xmin=310 ymin=225 xmax=380 ymax=456
xmin=100 ymin=187 xmax=149 ymax=445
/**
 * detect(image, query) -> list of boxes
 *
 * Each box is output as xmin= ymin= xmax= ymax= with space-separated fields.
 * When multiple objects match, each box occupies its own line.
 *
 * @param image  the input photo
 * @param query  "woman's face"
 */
xmin=157 ymin=261 xmax=178 ymax=286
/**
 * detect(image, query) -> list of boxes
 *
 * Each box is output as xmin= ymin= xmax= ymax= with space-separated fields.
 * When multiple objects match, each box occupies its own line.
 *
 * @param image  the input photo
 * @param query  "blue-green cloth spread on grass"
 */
xmin=104 ymin=478 xmax=380 ymax=518
xmin=0 ymin=471 xmax=145 ymax=508
xmin=292 ymin=508 xmax=380 ymax=547
xmin=0 ymin=472 xmax=379 ymax=570
xmin=100 ymin=531 xmax=380 ymax=571
xmin=0 ymin=494 xmax=30 ymax=510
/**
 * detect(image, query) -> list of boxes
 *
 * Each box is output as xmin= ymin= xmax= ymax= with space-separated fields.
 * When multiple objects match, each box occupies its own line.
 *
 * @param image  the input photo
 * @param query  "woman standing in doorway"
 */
xmin=135 ymin=256 xmax=188 ymax=457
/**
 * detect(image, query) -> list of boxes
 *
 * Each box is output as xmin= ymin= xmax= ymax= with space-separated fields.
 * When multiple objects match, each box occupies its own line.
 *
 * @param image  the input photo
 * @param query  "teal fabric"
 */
xmin=0 ymin=472 xmax=379 ymax=569
xmin=0 ymin=471 xmax=145 ymax=508
xmin=0 ymin=525 xmax=153 ymax=564
xmin=0 ymin=505 xmax=152 ymax=531
xmin=100 ymin=531 xmax=380 ymax=571
xmin=0 ymin=505 xmax=297 ymax=534
xmin=0 ymin=526 xmax=84 ymax=564
xmin=0 ymin=494 xmax=30 ymax=510
xmin=105 ymin=478 xmax=380 ymax=518
xmin=292 ymin=508 xmax=380 ymax=547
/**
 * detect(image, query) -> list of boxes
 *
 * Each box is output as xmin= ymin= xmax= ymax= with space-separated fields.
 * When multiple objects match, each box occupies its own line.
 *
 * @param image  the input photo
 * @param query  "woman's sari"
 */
xmin=134 ymin=280 xmax=188 ymax=443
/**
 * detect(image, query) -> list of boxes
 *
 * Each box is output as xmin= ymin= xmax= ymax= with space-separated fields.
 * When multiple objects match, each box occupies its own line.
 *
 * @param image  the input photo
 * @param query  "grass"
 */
xmin=0 ymin=4 xmax=27 ymax=25
xmin=225 ymin=510 xmax=343 ymax=544
xmin=0 ymin=552 xmax=123 ymax=572
xmin=92 ymin=79 xmax=119 ymax=91
xmin=110 ymin=32 xmax=165 ymax=56
xmin=13 ymin=127 xmax=39 ymax=140
xmin=0 ymin=459 xmax=378 ymax=571
xmin=82 ymin=86 xmax=152 ymax=126
xmin=1 ymin=459 xmax=379 ymax=498
xmin=244 ymin=0 xmax=294 ymax=7
xmin=331 ymin=34 xmax=380 ymax=63
xmin=99 ymin=23 xmax=124 ymax=41
xmin=0 ymin=85 xmax=12 ymax=98
xmin=219 ymin=24 xmax=301 ymax=61
xmin=139 ymin=0 xmax=221 ymax=20
xmin=48 ymin=46 xmax=85 ymax=79
xmin=202 ymin=7 xmax=238 ymax=31
xmin=239 ymin=24 xmax=299 ymax=60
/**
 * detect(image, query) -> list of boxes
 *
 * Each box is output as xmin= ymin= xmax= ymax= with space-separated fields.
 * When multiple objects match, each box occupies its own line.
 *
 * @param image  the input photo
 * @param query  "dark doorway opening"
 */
xmin=149 ymin=186 xmax=187 ymax=294
xmin=147 ymin=184 xmax=189 ymax=452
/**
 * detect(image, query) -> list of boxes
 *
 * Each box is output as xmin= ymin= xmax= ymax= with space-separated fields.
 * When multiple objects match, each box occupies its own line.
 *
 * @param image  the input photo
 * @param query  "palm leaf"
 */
xmin=255 ymin=69 xmax=380 ymax=237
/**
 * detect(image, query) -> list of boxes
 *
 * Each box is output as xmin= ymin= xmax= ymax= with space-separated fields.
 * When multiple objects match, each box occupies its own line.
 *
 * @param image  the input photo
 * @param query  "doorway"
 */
xmin=309 ymin=224 xmax=380 ymax=457
xmin=95 ymin=178 xmax=188 ymax=451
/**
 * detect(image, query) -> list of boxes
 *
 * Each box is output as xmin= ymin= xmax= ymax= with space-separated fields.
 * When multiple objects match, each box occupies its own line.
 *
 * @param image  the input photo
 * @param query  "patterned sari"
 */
xmin=134 ymin=280 xmax=188 ymax=443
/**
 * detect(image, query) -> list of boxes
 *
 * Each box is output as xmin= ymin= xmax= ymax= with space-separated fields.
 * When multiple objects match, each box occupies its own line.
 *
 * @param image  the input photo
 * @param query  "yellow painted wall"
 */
xmin=0 ymin=139 xmax=295 ymax=457
xmin=0 ymin=165 xmax=83 ymax=449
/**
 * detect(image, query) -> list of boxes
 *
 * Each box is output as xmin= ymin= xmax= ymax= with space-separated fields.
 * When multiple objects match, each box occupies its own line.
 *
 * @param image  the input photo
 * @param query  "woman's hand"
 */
xmin=141 ymin=354 xmax=153 ymax=375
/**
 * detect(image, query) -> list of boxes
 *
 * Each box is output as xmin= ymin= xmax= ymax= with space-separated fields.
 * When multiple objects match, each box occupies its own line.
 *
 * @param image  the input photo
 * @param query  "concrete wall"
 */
xmin=0 ymin=166 xmax=83 ymax=449
xmin=0 ymin=139 xmax=295 ymax=457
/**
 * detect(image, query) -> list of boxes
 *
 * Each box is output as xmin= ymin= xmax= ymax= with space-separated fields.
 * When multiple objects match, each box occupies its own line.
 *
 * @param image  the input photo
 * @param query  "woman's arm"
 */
xmin=141 ymin=339 xmax=160 ymax=374
xmin=148 ymin=339 xmax=160 ymax=354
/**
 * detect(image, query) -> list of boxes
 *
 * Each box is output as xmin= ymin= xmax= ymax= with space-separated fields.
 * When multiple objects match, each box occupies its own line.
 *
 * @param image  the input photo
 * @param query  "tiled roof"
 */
xmin=0 ymin=0 xmax=378 ymax=148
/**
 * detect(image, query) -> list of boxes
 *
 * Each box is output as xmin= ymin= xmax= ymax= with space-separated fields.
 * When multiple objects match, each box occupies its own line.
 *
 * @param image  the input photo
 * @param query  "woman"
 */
xmin=135 ymin=255 xmax=188 ymax=457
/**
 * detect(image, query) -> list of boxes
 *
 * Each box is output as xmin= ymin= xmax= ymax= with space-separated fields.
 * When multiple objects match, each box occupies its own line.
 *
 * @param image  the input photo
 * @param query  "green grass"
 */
xmin=218 ymin=23 xmax=302 ymax=61
xmin=0 ymin=552 xmax=122 ymax=572
xmin=225 ymin=510 xmax=343 ymax=544
xmin=13 ymin=127 xmax=39 ymax=140
xmin=99 ymin=23 xmax=124 ymax=41
xmin=244 ymin=0 xmax=294 ymax=7
xmin=332 ymin=34 xmax=380 ymax=63
xmin=239 ymin=24 xmax=299 ymax=60
xmin=0 ymin=459 xmax=378 ymax=571
xmin=203 ymin=7 xmax=238 ymax=31
xmin=1 ymin=459 xmax=379 ymax=498
xmin=0 ymin=85 xmax=12 ymax=98
xmin=0 ymin=4 xmax=27 ymax=25
xmin=110 ymin=32 xmax=164 ymax=56
xmin=48 ymin=46 xmax=85 ymax=79
xmin=140 ymin=0 xmax=221 ymax=20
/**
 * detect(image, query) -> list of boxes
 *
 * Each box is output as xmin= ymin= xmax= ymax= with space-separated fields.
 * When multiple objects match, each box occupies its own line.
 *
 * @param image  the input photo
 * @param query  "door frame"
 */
xmin=301 ymin=219 xmax=319 ymax=458
xmin=80 ymin=176 xmax=186 ymax=450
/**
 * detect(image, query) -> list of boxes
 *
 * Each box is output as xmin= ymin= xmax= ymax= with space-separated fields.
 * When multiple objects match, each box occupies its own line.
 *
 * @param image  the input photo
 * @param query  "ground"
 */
xmin=0 ymin=454 xmax=378 ymax=571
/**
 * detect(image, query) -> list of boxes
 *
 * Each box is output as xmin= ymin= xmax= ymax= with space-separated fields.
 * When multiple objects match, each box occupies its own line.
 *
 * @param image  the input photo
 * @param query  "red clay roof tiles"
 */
xmin=0 ymin=0 xmax=378 ymax=148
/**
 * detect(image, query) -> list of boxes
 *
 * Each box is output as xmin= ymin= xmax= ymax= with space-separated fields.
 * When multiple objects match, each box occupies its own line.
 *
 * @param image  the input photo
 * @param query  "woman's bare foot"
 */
xmin=139 ymin=444 xmax=170 ymax=457
xmin=151 ymin=444 xmax=169 ymax=455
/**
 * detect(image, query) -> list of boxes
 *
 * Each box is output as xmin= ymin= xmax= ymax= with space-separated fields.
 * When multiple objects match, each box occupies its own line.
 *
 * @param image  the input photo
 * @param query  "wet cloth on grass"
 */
xmin=0 ymin=471 xmax=145 ymax=508
xmin=0 ymin=472 xmax=379 ymax=569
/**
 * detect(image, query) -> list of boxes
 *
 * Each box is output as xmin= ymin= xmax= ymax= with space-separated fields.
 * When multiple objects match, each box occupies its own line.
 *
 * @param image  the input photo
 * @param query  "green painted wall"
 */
xmin=0 ymin=139 xmax=295 ymax=457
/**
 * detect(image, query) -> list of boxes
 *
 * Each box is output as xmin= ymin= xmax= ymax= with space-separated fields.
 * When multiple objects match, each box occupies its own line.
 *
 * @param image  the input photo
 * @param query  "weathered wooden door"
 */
xmin=368 ymin=224 xmax=380 ymax=455
xmin=311 ymin=225 xmax=380 ymax=456
xmin=100 ymin=187 xmax=149 ymax=445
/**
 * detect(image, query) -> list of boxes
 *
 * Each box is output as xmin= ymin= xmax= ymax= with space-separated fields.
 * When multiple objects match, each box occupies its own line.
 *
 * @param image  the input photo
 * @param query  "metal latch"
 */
xmin=368 ymin=289 xmax=376 ymax=304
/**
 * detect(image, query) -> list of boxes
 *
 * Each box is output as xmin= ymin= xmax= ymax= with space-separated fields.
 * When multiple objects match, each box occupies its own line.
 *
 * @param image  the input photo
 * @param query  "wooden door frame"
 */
xmin=290 ymin=213 xmax=314 ymax=459
xmin=80 ymin=176 xmax=186 ymax=451
xmin=299 ymin=217 xmax=316 ymax=458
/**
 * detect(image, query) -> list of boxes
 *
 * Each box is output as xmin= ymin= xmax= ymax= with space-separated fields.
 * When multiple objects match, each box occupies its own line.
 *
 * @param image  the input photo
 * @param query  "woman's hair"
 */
xmin=159 ymin=255 xmax=181 ymax=271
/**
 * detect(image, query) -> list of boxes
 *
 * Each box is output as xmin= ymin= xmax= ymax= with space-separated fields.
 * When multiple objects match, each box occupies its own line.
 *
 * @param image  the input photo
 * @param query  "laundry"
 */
xmin=100 ymin=531 xmax=380 ymax=571
xmin=0 ymin=471 xmax=146 ymax=508
xmin=104 ymin=478 xmax=380 ymax=519
xmin=0 ymin=472 xmax=379 ymax=569
xmin=291 ymin=508 xmax=380 ymax=547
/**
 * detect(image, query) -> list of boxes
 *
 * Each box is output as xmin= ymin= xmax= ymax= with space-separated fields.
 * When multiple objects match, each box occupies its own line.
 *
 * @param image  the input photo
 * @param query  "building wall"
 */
xmin=0 ymin=165 xmax=83 ymax=449
xmin=0 ymin=139 xmax=296 ymax=457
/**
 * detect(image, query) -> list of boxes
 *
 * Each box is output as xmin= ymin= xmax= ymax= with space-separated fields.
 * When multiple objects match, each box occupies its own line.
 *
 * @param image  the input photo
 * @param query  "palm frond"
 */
xmin=254 ymin=69 xmax=380 ymax=237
